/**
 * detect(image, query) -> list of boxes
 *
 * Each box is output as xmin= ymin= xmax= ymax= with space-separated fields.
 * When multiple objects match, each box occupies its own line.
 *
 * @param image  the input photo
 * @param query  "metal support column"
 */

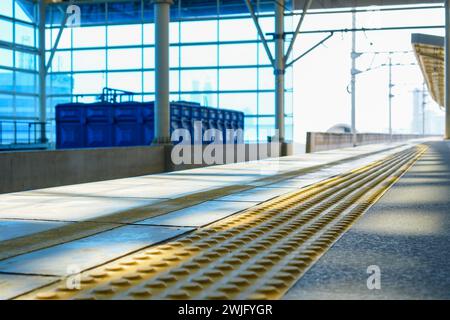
xmin=350 ymin=9 xmax=357 ymax=147
xmin=38 ymin=0 xmax=47 ymax=143
xmin=388 ymin=57 xmax=393 ymax=140
xmin=445 ymin=0 xmax=450 ymax=139
xmin=274 ymin=0 xmax=285 ymax=145
xmin=153 ymin=0 xmax=173 ymax=144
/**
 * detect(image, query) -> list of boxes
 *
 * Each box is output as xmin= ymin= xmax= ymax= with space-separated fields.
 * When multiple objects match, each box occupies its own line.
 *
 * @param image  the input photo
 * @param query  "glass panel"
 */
xmin=73 ymin=26 xmax=106 ymax=48
xmin=72 ymin=50 xmax=105 ymax=71
xmin=15 ymin=22 xmax=35 ymax=46
xmin=0 ymin=20 xmax=13 ymax=42
xmin=48 ymin=51 xmax=71 ymax=72
xmin=143 ymin=23 xmax=154 ymax=45
xmin=180 ymin=69 xmax=217 ymax=92
xmin=219 ymin=68 xmax=257 ymax=91
xmin=107 ymin=71 xmax=142 ymax=93
xmin=108 ymin=24 xmax=142 ymax=47
xmin=181 ymin=20 xmax=217 ymax=43
xmin=15 ymin=71 xmax=36 ymax=94
xmin=0 ymin=69 xmax=13 ymax=91
xmin=258 ymin=67 xmax=274 ymax=90
xmin=244 ymin=117 xmax=258 ymax=142
xmin=219 ymin=18 xmax=256 ymax=41
xmin=48 ymin=74 xmax=72 ymax=95
xmin=143 ymin=47 xmax=155 ymax=69
xmin=0 ymin=49 xmax=13 ymax=67
xmin=15 ymin=95 xmax=37 ymax=118
xmin=219 ymin=43 xmax=257 ymax=66
xmin=15 ymin=0 xmax=34 ymax=23
xmin=258 ymin=116 xmax=276 ymax=141
xmin=15 ymin=51 xmax=36 ymax=70
xmin=180 ymin=93 xmax=217 ymax=107
xmin=108 ymin=48 xmax=142 ymax=70
xmin=219 ymin=93 xmax=257 ymax=115
xmin=73 ymin=72 xmax=106 ymax=95
xmin=180 ymin=45 xmax=217 ymax=67
xmin=0 ymin=94 xmax=13 ymax=118
xmin=143 ymin=71 xmax=154 ymax=93
xmin=47 ymin=28 xmax=72 ymax=49
xmin=258 ymin=92 xmax=275 ymax=115
xmin=0 ymin=0 xmax=13 ymax=17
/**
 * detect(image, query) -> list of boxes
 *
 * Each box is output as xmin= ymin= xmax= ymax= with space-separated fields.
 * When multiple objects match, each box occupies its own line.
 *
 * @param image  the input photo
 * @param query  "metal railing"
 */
xmin=0 ymin=120 xmax=53 ymax=148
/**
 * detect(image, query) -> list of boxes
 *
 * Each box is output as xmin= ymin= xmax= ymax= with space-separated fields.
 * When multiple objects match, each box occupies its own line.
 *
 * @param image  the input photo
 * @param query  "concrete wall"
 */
xmin=306 ymin=132 xmax=433 ymax=153
xmin=0 ymin=142 xmax=291 ymax=194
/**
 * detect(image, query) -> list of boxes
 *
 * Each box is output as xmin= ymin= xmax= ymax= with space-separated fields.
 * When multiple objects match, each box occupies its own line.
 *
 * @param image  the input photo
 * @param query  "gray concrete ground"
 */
xmin=285 ymin=141 xmax=450 ymax=300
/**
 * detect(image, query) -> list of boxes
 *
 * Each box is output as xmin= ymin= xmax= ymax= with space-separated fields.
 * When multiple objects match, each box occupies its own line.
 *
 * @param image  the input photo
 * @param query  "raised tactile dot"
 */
xmin=105 ymin=266 xmax=123 ymax=272
xmin=166 ymin=291 xmax=190 ymax=299
xmin=192 ymin=276 xmax=213 ymax=284
xmin=146 ymin=250 xmax=162 ymax=255
xmin=123 ymin=273 xmax=142 ymax=281
xmin=181 ymin=283 xmax=203 ymax=291
xmin=36 ymin=292 xmax=58 ymax=300
xmin=90 ymin=271 xmax=108 ymax=278
xmin=238 ymin=271 xmax=258 ymax=279
xmin=274 ymin=272 xmax=295 ymax=281
xmin=145 ymin=281 xmax=167 ymax=289
xmin=137 ymin=267 xmax=156 ymax=274
xmin=133 ymin=255 xmax=149 ymax=260
xmin=163 ymin=256 xmax=181 ymax=262
xmin=217 ymin=284 xmax=240 ymax=293
xmin=129 ymin=289 xmax=152 ymax=298
xmin=120 ymin=260 xmax=138 ymax=266
xmin=193 ymin=257 xmax=212 ymax=264
xmin=171 ymin=268 xmax=190 ymax=276
xmin=248 ymin=265 xmax=266 ymax=273
xmin=203 ymin=270 xmax=224 ymax=278
xmin=80 ymin=276 xmax=95 ymax=284
xmin=205 ymin=292 xmax=229 ymax=300
xmin=182 ymin=262 xmax=201 ymax=270
xmin=257 ymin=286 xmax=278 ymax=294
xmin=110 ymin=279 xmax=131 ymax=287
xmin=228 ymin=277 xmax=250 ymax=286
xmin=266 ymin=279 xmax=287 ymax=288
xmin=151 ymin=261 xmax=169 ymax=268
xmin=247 ymin=293 xmax=267 ymax=300
xmin=157 ymin=274 xmax=178 ymax=282
xmin=92 ymin=286 xmax=115 ymax=295
xmin=216 ymin=263 xmax=233 ymax=271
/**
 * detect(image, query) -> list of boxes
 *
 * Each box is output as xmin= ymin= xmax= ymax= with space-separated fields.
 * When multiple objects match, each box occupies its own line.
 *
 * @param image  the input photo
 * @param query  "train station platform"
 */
xmin=0 ymin=138 xmax=445 ymax=300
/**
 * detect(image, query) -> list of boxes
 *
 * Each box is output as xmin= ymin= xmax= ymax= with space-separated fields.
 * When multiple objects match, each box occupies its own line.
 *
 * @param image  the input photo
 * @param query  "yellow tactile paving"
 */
xmin=16 ymin=145 xmax=427 ymax=300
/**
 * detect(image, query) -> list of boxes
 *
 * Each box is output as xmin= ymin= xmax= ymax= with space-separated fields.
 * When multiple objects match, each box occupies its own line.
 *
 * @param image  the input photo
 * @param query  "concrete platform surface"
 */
xmin=285 ymin=140 xmax=450 ymax=300
xmin=0 ymin=141 xmax=428 ymax=299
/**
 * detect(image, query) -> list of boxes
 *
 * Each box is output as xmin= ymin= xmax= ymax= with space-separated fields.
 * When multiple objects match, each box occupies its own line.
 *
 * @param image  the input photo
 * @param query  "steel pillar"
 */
xmin=388 ymin=57 xmax=393 ymax=141
xmin=350 ymin=9 xmax=357 ymax=147
xmin=275 ymin=0 xmax=285 ymax=144
xmin=153 ymin=0 xmax=173 ymax=144
xmin=38 ymin=0 xmax=47 ymax=143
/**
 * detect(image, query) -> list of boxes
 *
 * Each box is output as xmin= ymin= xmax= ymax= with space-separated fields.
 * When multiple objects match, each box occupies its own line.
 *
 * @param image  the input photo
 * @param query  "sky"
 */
xmin=291 ymin=5 xmax=446 ymax=145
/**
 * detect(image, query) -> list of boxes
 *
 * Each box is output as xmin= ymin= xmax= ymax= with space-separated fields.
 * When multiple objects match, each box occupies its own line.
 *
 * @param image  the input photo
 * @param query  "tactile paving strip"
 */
xmin=16 ymin=145 xmax=427 ymax=300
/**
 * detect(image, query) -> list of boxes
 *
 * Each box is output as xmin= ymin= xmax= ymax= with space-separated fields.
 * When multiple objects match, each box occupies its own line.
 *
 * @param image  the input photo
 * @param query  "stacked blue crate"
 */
xmin=114 ymin=102 xmax=142 ymax=147
xmin=85 ymin=102 xmax=114 ymax=148
xmin=141 ymin=102 xmax=155 ymax=145
xmin=56 ymin=100 xmax=244 ymax=149
xmin=56 ymin=103 xmax=85 ymax=149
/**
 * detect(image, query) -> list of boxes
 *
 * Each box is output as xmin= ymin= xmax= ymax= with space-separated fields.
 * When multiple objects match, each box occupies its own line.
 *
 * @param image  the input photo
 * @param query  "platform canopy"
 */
xmin=293 ymin=0 xmax=442 ymax=10
xmin=412 ymin=33 xmax=445 ymax=108
xmin=45 ymin=0 xmax=442 ymax=10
